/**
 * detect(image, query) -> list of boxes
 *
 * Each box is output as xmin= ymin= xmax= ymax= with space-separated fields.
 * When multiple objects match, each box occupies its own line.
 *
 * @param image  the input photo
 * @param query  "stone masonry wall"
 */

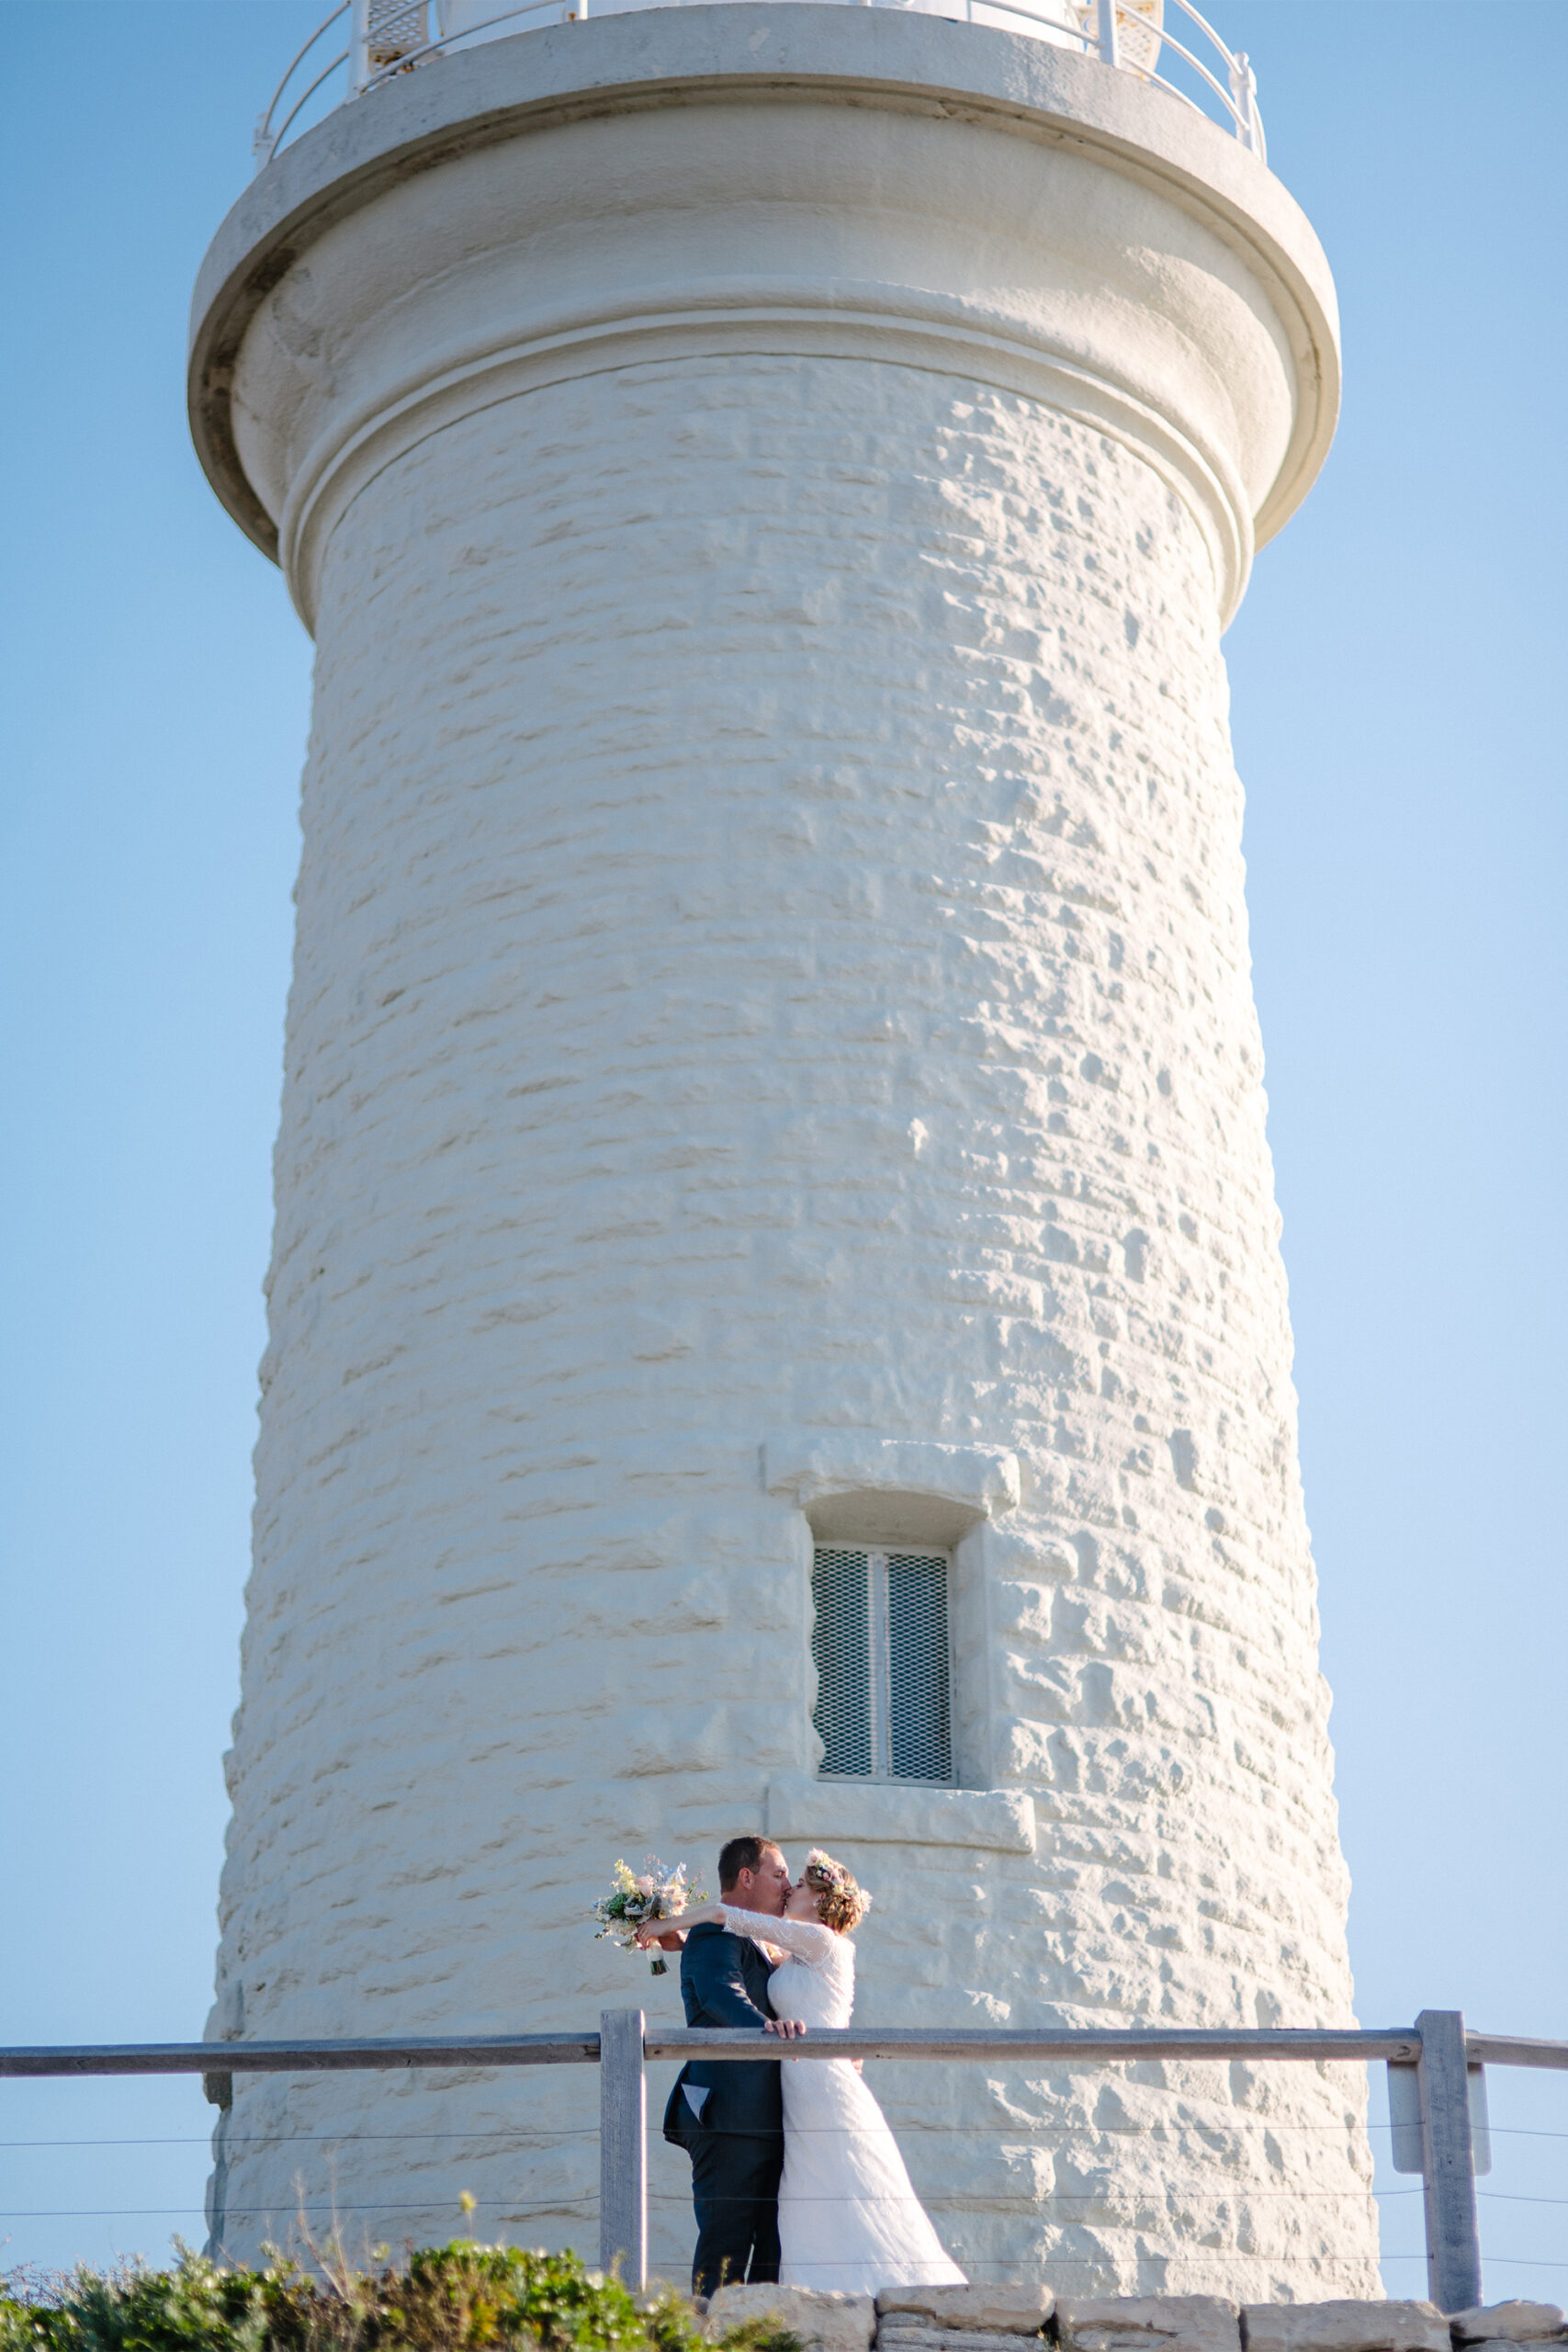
xmin=207 ymin=348 xmax=1378 ymax=2293
xmin=705 ymin=2288 xmax=1568 ymax=2352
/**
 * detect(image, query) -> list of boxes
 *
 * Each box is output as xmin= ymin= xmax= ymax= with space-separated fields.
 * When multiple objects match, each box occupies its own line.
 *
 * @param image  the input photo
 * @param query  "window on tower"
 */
xmin=810 ymin=1545 xmax=953 ymax=1783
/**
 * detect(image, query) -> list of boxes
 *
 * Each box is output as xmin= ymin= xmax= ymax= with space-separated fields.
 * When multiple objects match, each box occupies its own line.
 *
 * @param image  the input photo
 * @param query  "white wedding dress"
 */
xmin=717 ymin=1905 xmax=966 ymax=2294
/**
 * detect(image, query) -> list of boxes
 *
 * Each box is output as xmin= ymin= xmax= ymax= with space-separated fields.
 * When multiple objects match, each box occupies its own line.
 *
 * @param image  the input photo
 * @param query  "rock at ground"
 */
xmin=1057 ymin=2297 xmax=1240 ymax=2352
xmin=876 ymin=2328 xmax=1045 ymax=2352
xmin=876 ymin=2289 xmax=1055 ymax=2334
xmin=1242 ymin=2304 xmax=1450 ymax=2352
xmin=1448 ymin=2312 xmax=1568 ymax=2346
xmin=705 ymin=2285 xmax=877 ymax=2352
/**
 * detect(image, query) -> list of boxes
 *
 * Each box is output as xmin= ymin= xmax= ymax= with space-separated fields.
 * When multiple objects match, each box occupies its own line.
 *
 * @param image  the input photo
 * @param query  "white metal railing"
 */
xmin=253 ymin=4 xmax=350 ymax=166
xmin=252 ymin=0 xmax=1263 ymax=174
xmin=6 ymin=2009 xmax=1565 ymax=2310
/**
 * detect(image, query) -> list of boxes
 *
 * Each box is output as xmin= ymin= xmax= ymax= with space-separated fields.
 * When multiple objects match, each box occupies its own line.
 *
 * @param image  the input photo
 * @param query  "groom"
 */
xmin=661 ymin=1836 xmax=802 ymax=2297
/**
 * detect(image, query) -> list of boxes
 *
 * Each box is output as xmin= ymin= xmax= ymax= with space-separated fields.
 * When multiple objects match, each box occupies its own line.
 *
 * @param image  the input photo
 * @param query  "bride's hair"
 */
xmin=803 ymin=1847 xmax=871 ymax=1935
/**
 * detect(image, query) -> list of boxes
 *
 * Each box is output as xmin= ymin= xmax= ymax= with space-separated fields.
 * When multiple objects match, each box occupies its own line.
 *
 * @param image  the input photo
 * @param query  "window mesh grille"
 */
xmin=811 ymin=1549 xmax=873 ymax=1777
xmin=810 ymin=1546 xmax=951 ymax=1783
xmin=887 ymin=1552 xmax=952 ymax=1782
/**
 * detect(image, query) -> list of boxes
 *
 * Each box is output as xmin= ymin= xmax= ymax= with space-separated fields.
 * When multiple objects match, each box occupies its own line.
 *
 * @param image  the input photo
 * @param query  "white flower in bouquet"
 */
xmin=592 ymin=1854 xmax=705 ymax=1975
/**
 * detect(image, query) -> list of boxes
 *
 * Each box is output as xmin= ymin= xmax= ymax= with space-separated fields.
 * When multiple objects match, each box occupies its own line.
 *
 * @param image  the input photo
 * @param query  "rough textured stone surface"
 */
xmin=707 ymin=2286 xmax=875 ymax=2352
xmin=196 ymin=9 xmax=1373 ymax=2302
xmin=1241 ymin=2308 xmax=1449 ymax=2352
xmin=1450 ymin=2318 xmax=1567 ymax=2347
xmin=876 ymin=2330 xmax=1047 ymax=2351
xmin=204 ymin=357 xmax=1379 ymax=2291
xmin=1058 ymin=2299 xmax=1239 ymax=2352
xmin=877 ymin=2285 xmax=1053 ymax=2331
xmin=1461 ymin=2342 xmax=1568 ymax=2352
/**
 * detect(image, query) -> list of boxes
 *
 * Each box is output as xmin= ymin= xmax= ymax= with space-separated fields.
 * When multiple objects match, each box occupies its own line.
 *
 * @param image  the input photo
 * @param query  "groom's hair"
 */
xmin=717 ymin=1835 xmax=776 ymax=1893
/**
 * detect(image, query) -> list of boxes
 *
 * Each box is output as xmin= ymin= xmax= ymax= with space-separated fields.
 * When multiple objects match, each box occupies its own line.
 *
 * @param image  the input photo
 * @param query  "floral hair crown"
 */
xmin=804 ymin=1846 xmax=874 ymax=1916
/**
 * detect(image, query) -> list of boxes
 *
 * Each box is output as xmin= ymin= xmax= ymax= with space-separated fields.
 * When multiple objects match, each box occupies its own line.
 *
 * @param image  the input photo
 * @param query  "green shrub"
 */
xmin=2 ymin=2294 xmax=58 ymax=2352
xmin=1 ymin=2254 xmax=269 ymax=2352
xmin=0 ymin=2247 xmax=796 ymax=2352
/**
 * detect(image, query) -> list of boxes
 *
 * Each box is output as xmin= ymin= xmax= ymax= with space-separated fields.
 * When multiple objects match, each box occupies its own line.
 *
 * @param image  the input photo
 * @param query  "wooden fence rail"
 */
xmin=6 ymin=2011 xmax=1565 ymax=2316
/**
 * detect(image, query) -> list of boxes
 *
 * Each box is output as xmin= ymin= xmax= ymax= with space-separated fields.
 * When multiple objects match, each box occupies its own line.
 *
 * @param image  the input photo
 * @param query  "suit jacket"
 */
xmin=661 ymin=1919 xmax=784 ymax=2148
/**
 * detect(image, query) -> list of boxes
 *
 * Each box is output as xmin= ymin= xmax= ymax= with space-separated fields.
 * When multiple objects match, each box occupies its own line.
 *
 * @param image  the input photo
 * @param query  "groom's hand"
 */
xmin=763 ymin=2018 xmax=805 ymax=2040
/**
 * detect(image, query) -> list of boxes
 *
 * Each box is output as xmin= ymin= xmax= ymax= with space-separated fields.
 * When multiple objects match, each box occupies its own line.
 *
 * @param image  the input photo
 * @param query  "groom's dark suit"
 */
xmin=661 ymin=1919 xmax=784 ymax=2296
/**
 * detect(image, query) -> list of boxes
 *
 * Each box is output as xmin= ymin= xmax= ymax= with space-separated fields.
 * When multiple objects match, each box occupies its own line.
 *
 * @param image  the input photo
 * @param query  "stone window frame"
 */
xmin=761 ymin=1431 xmax=1024 ymax=1803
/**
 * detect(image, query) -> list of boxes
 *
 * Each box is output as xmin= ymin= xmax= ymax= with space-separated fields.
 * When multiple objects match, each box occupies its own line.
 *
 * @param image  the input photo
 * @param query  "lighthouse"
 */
xmin=191 ymin=0 xmax=1378 ymax=2294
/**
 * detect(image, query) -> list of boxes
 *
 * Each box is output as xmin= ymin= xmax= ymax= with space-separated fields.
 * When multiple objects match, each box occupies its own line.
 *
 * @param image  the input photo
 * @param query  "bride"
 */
xmin=641 ymin=1848 xmax=964 ymax=2295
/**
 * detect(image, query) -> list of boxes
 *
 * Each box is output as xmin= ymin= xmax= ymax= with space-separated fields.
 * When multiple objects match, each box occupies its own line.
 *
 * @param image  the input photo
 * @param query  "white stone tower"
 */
xmin=192 ymin=1 xmax=1379 ymax=2294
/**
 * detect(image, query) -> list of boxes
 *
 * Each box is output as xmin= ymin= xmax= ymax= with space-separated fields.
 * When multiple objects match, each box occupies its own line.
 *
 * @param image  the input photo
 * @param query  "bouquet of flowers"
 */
xmin=592 ymin=1855 xmax=705 ymax=1975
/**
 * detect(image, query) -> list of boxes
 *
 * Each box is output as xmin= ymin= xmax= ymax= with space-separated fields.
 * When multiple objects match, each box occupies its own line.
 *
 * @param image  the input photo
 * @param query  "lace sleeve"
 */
xmin=717 ymin=1905 xmax=838 ymax=1964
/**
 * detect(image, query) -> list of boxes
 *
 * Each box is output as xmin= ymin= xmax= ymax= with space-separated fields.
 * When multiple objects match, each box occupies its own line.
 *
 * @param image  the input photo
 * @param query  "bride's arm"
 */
xmin=716 ymin=1905 xmax=838 ymax=1962
xmin=633 ymin=1902 xmax=722 ymax=1947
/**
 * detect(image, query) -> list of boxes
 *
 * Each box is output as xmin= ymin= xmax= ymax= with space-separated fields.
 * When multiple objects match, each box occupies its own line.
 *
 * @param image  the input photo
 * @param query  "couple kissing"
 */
xmin=647 ymin=1835 xmax=965 ymax=2299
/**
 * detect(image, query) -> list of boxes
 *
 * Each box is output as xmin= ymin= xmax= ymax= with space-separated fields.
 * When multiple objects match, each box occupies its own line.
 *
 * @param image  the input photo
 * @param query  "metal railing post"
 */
xmin=1416 ymin=2007 xmax=1483 ymax=2312
xmin=1228 ymin=49 xmax=1258 ymax=154
xmin=1097 ymin=1 xmax=1120 ymax=68
xmin=348 ymin=0 xmax=372 ymax=91
xmin=599 ymin=2008 xmax=647 ymax=2289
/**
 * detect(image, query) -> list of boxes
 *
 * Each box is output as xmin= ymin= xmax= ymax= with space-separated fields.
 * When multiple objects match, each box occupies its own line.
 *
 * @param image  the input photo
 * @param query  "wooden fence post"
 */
xmin=1416 ymin=2007 xmax=1483 ymax=2312
xmin=599 ymin=2008 xmax=647 ymax=2289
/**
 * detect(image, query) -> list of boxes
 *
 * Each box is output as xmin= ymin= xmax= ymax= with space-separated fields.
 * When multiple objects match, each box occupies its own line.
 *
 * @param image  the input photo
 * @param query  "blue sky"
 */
xmin=2 ymin=0 xmax=1564 ymax=2299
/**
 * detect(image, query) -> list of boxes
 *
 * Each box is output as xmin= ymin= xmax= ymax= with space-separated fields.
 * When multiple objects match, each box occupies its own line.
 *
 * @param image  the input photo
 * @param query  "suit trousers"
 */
xmin=689 ymin=2122 xmax=784 ymax=2298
